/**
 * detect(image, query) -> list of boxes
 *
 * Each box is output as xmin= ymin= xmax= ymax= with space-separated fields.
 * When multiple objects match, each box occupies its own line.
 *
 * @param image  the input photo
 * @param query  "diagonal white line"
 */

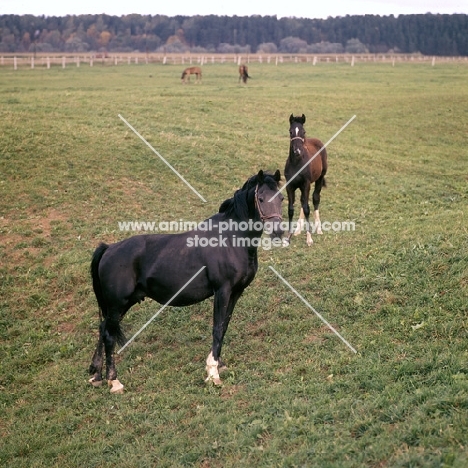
xmin=268 ymin=266 xmax=357 ymax=354
xmin=117 ymin=266 xmax=207 ymax=354
xmin=118 ymin=114 xmax=207 ymax=203
xmin=269 ymin=114 xmax=356 ymax=202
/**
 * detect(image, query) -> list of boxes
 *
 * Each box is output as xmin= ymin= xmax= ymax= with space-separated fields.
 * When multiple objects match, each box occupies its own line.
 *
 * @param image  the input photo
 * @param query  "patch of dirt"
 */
xmin=1 ymin=207 xmax=71 ymax=268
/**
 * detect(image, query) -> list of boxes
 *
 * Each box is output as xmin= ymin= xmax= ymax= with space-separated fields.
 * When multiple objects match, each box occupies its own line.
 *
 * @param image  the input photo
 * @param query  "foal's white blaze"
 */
xmin=205 ymin=350 xmax=222 ymax=385
xmin=295 ymin=127 xmax=299 ymax=136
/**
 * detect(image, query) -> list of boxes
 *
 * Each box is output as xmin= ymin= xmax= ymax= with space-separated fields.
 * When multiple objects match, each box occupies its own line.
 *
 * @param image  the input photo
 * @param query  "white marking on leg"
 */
xmin=294 ymin=208 xmax=305 ymax=236
xmin=88 ymin=376 xmax=103 ymax=387
xmin=108 ymin=379 xmax=124 ymax=394
xmin=314 ymin=210 xmax=323 ymax=235
xmin=205 ymin=350 xmax=222 ymax=385
xmin=306 ymin=231 xmax=313 ymax=246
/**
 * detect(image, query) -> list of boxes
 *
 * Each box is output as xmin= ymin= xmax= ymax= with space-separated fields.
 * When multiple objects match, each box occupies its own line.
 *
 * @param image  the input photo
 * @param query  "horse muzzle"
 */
xmin=264 ymin=218 xmax=284 ymax=240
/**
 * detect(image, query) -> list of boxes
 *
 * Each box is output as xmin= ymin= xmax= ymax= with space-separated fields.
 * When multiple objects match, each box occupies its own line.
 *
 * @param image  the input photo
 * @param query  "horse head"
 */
xmin=289 ymin=114 xmax=307 ymax=157
xmin=254 ymin=169 xmax=284 ymax=240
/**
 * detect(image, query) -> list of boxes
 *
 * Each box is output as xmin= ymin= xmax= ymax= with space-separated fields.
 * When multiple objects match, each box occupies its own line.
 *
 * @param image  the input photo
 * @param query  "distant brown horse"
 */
xmin=238 ymin=64 xmax=251 ymax=83
xmin=284 ymin=114 xmax=328 ymax=246
xmin=181 ymin=66 xmax=202 ymax=84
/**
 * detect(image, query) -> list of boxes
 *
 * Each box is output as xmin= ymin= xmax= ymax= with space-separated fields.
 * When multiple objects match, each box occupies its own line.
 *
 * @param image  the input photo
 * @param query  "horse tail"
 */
xmin=90 ymin=243 xmax=127 ymax=346
xmin=91 ymin=243 xmax=109 ymax=321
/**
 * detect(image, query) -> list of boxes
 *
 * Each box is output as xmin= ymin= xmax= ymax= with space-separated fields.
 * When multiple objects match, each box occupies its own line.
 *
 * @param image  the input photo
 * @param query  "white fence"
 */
xmin=1 ymin=53 xmax=467 ymax=69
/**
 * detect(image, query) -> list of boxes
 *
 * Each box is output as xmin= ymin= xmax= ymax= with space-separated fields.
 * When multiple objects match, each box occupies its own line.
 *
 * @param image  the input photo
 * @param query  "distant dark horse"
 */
xmin=284 ymin=114 xmax=328 ymax=246
xmin=181 ymin=66 xmax=202 ymax=84
xmin=238 ymin=64 xmax=251 ymax=83
xmin=89 ymin=170 xmax=283 ymax=393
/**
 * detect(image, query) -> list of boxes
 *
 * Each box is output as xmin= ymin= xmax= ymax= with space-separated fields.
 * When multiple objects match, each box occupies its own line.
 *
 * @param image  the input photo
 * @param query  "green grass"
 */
xmin=1 ymin=60 xmax=467 ymax=467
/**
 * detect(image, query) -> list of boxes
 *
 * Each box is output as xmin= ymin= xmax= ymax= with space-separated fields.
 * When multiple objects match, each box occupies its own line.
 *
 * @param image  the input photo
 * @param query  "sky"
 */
xmin=2 ymin=0 xmax=467 ymax=19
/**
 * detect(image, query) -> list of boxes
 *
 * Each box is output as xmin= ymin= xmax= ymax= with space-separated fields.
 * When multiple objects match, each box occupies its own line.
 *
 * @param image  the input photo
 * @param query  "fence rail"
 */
xmin=1 ymin=53 xmax=467 ymax=69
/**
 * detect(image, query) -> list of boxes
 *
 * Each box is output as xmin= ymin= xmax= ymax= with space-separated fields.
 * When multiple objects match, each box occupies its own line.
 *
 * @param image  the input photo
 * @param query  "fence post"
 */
xmin=62 ymin=56 xmax=66 ymax=68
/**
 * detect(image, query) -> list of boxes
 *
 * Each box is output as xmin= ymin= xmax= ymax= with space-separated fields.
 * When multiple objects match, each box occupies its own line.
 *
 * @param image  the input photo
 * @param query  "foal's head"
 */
xmin=289 ymin=114 xmax=307 ymax=157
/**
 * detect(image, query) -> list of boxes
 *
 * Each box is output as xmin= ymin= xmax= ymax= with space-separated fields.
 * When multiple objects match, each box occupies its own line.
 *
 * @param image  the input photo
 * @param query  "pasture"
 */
xmin=0 ymin=60 xmax=467 ymax=467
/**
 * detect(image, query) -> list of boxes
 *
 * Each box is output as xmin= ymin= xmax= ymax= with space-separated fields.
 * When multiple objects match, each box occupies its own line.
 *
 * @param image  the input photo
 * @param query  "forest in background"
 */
xmin=1 ymin=13 xmax=467 ymax=56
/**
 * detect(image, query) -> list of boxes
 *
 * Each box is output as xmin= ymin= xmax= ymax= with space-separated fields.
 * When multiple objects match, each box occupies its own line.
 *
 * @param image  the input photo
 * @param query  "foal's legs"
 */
xmin=312 ymin=175 xmax=326 ymax=236
xmin=206 ymin=288 xmax=243 ymax=385
xmin=299 ymin=185 xmax=314 ymax=246
xmin=285 ymin=186 xmax=296 ymax=245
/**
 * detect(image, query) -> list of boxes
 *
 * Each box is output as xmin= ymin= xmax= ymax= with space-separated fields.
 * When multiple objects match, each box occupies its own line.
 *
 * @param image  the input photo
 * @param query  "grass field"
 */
xmin=1 ymin=60 xmax=467 ymax=467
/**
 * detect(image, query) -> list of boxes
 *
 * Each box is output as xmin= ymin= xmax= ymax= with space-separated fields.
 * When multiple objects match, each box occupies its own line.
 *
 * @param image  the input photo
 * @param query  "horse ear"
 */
xmin=289 ymin=114 xmax=294 ymax=123
xmin=274 ymin=169 xmax=281 ymax=182
xmin=257 ymin=170 xmax=264 ymax=184
xmin=301 ymin=114 xmax=306 ymax=124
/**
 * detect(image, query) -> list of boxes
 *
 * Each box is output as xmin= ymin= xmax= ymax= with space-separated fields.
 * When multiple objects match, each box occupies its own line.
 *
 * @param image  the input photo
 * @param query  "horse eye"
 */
xmin=259 ymin=197 xmax=264 ymax=203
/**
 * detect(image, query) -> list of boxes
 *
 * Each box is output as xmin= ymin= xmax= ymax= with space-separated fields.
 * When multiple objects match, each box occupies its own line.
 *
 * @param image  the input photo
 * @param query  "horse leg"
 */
xmin=312 ymin=176 xmax=325 ymax=235
xmin=294 ymin=208 xmax=305 ymax=236
xmin=101 ymin=312 xmax=125 ymax=394
xmin=284 ymin=186 xmax=296 ymax=245
xmin=206 ymin=288 xmax=242 ymax=385
xmin=88 ymin=321 xmax=105 ymax=386
xmin=300 ymin=186 xmax=313 ymax=246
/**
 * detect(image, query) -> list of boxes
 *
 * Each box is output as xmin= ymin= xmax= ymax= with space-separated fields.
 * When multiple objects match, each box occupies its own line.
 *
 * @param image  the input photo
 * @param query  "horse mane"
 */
xmin=218 ymin=187 xmax=250 ymax=221
xmin=218 ymin=172 xmax=280 ymax=220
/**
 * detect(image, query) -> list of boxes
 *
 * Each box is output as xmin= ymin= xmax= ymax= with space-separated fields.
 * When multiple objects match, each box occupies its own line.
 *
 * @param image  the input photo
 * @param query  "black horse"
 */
xmin=89 ymin=170 xmax=284 ymax=393
xmin=284 ymin=114 xmax=328 ymax=246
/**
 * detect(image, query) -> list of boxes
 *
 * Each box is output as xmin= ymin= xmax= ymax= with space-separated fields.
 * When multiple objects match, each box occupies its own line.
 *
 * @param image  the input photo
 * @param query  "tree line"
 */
xmin=0 ymin=13 xmax=467 ymax=56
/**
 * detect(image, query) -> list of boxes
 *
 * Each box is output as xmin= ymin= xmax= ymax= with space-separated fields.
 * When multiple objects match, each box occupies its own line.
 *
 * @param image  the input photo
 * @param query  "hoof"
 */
xmin=89 ymin=376 xmax=103 ymax=387
xmin=218 ymin=358 xmax=228 ymax=372
xmin=108 ymin=379 xmax=124 ymax=394
xmin=205 ymin=375 xmax=223 ymax=386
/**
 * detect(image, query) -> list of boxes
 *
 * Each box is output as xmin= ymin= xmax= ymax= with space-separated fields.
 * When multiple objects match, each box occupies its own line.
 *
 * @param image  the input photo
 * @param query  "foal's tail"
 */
xmin=90 ymin=243 xmax=109 ymax=321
